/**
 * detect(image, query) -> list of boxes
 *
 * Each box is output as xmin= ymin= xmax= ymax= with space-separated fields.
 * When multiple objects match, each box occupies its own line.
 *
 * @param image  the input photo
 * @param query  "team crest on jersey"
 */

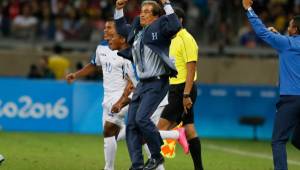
xmin=152 ymin=32 xmax=158 ymax=40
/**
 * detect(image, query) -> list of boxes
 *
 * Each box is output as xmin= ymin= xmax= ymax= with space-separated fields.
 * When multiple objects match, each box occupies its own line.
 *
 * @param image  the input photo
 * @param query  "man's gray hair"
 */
xmin=142 ymin=0 xmax=162 ymax=16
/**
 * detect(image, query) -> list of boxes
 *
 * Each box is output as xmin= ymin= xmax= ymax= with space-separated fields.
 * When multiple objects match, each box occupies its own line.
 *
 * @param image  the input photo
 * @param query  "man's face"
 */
xmin=104 ymin=21 xmax=116 ymax=40
xmin=140 ymin=4 xmax=158 ymax=27
xmin=288 ymin=19 xmax=298 ymax=36
xmin=108 ymin=33 xmax=125 ymax=50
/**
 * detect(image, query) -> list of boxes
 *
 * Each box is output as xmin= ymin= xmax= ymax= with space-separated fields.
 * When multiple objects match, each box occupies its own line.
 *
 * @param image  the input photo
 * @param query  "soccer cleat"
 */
xmin=143 ymin=156 xmax=164 ymax=170
xmin=177 ymin=128 xmax=189 ymax=154
xmin=0 ymin=154 xmax=4 ymax=165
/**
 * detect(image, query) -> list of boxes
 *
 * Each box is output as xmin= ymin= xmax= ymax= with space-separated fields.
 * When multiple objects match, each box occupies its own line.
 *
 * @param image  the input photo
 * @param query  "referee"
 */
xmin=243 ymin=0 xmax=300 ymax=170
xmin=157 ymin=7 xmax=204 ymax=170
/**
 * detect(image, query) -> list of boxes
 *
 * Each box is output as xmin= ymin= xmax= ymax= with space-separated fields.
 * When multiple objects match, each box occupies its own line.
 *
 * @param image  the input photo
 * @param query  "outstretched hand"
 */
xmin=242 ymin=0 xmax=253 ymax=10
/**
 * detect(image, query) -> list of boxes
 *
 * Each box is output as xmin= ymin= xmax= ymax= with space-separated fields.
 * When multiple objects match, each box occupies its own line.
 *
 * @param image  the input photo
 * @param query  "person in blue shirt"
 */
xmin=243 ymin=0 xmax=300 ymax=170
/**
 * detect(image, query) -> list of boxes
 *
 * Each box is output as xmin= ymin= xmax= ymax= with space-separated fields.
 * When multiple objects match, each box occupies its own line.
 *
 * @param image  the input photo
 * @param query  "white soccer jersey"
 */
xmin=91 ymin=42 xmax=135 ymax=102
xmin=91 ymin=42 xmax=135 ymax=127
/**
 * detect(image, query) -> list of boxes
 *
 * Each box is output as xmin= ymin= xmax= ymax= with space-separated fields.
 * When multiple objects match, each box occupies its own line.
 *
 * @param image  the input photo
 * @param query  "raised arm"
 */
xmin=114 ymin=0 xmax=132 ymax=40
xmin=65 ymin=64 xmax=97 ymax=84
xmin=242 ymin=0 xmax=290 ymax=50
xmin=159 ymin=0 xmax=181 ymax=38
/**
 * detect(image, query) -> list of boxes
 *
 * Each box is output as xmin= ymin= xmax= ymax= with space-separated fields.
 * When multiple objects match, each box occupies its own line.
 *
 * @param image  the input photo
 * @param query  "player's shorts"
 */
xmin=102 ymin=96 xmax=128 ymax=128
xmin=151 ymin=94 xmax=168 ymax=125
xmin=160 ymin=83 xmax=197 ymax=125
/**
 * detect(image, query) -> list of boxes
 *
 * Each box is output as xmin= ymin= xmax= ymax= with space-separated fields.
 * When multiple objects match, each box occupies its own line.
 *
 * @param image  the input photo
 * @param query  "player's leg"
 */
xmin=153 ymin=98 xmax=183 ymax=141
xmin=157 ymin=91 xmax=179 ymax=131
xmin=182 ymin=84 xmax=203 ymax=170
xmin=272 ymin=96 xmax=300 ymax=170
xmin=183 ymin=115 xmax=204 ymax=170
xmin=115 ymin=105 xmax=128 ymax=141
xmin=103 ymin=121 xmax=120 ymax=170
xmin=158 ymin=85 xmax=189 ymax=153
xmin=116 ymin=125 xmax=126 ymax=141
xmin=184 ymin=123 xmax=203 ymax=170
xmin=103 ymin=101 xmax=125 ymax=170
xmin=292 ymin=122 xmax=300 ymax=150
xmin=102 ymin=104 xmax=115 ymax=170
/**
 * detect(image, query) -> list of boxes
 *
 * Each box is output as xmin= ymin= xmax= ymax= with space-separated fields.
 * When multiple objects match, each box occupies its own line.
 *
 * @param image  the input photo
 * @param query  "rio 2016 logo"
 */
xmin=0 ymin=96 xmax=69 ymax=120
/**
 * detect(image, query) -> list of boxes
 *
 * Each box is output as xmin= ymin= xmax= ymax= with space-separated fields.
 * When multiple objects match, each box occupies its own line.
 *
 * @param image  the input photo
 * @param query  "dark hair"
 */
xmin=174 ymin=7 xmax=185 ymax=26
xmin=142 ymin=0 xmax=162 ymax=17
xmin=106 ymin=17 xmax=115 ymax=22
xmin=293 ymin=15 xmax=300 ymax=34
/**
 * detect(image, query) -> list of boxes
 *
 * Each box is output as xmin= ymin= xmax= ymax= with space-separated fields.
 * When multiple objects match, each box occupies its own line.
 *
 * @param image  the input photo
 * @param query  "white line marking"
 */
xmin=206 ymin=144 xmax=300 ymax=166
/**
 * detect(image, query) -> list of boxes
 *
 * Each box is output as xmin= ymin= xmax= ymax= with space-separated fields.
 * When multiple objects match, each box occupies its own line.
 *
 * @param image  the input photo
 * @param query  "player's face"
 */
xmin=288 ymin=19 xmax=298 ymax=36
xmin=109 ymin=33 xmax=124 ymax=50
xmin=140 ymin=4 xmax=158 ymax=27
xmin=104 ymin=21 xmax=116 ymax=40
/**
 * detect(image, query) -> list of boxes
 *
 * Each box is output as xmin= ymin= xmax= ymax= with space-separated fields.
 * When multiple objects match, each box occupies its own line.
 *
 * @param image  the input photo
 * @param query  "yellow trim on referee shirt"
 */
xmin=169 ymin=29 xmax=198 ymax=85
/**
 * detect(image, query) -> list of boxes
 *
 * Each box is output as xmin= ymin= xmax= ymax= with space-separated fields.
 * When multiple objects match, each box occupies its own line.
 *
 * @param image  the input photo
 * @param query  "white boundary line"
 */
xmin=206 ymin=144 xmax=300 ymax=166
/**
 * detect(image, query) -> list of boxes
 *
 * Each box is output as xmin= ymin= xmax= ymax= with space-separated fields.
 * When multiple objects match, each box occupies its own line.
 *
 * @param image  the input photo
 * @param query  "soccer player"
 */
xmin=157 ymin=7 xmax=204 ymax=170
xmin=243 ymin=0 xmax=300 ymax=170
xmin=66 ymin=19 xmax=134 ymax=170
xmin=114 ymin=0 xmax=181 ymax=169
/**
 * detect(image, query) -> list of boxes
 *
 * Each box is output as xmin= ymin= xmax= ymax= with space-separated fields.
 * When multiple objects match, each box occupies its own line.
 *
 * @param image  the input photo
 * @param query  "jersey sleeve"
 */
xmin=180 ymin=33 xmax=199 ymax=63
xmin=90 ymin=46 xmax=102 ymax=66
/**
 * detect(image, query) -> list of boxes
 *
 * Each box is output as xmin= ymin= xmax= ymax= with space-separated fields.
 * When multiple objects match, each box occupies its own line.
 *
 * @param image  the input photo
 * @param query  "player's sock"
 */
xmin=159 ymin=130 xmax=179 ymax=139
xmin=188 ymin=137 xmax=204 ymax=170
xmin=104 ymin=136 xmax=117 ymax=170
xmin=117 ymin=127 xmax=126 ymax=141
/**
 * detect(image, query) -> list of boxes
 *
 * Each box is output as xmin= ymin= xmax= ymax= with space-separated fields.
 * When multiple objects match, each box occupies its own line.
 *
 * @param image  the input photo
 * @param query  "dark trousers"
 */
xmin=292 ymin=123 xmax=300 ymax=150
xmin=272 ymin=95 xmax=300 ymax=170
xmin=126 ymin=78 xmax=169 ymax=168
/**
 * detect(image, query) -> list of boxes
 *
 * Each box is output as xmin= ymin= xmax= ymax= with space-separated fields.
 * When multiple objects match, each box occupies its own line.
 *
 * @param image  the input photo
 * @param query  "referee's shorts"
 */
xmin=160 ymin=82 xmax=197 ymax=125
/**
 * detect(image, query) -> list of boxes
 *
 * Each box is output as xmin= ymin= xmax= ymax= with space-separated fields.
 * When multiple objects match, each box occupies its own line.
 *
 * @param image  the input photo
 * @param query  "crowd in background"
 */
xmin=1 ymin=0 xmax=300 ymax=47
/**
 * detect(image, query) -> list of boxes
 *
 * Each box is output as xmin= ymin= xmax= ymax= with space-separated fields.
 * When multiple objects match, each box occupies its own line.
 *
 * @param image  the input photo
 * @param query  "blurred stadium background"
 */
xmin=0 ymin=0 xmax=299 ymax=169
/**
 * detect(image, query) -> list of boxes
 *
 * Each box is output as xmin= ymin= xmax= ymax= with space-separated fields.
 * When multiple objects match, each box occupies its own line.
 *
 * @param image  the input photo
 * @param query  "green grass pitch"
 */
xmin=0 ymin=132 xmax=299 ymax=170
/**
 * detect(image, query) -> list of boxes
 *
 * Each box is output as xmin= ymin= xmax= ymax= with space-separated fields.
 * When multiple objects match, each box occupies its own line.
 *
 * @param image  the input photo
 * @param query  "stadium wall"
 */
xmin=0 ymin=78 xmax=278 ymax=140
xmin=0 ymin=50 xmax=278 ymax=85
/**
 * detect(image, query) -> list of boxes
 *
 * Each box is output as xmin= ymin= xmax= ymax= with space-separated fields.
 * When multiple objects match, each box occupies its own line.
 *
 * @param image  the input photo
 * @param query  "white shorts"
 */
xmin=102 ymin=97 xmax=128 ymax=128
xmin=151 ymin=94 xmax=168 ymax=125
